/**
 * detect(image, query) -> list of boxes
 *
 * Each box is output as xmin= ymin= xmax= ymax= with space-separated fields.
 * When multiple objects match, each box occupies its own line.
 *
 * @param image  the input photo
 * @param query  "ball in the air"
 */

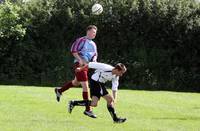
xmin=92 ymin=3 xmax=103 ymax=15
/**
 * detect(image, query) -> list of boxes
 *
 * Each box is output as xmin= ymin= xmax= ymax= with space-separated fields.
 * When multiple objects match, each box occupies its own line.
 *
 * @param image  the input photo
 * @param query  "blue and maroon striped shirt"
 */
xmin=71 ymin=36 xmax=97 ymax=63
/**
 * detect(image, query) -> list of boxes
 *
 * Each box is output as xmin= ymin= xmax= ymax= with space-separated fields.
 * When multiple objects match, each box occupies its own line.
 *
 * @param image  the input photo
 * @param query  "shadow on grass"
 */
xmin=193 ymin=107 xmax=200 ymax=109
xmin=152 ymin=116 xmax=200 ymax=121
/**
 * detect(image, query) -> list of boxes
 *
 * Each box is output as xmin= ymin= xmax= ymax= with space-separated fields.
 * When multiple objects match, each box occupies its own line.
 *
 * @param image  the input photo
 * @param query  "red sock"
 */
xmin=59 ymin=81 xmax=73 ymax=93
xmin=82 ymin=92 xmax=91 ymax=111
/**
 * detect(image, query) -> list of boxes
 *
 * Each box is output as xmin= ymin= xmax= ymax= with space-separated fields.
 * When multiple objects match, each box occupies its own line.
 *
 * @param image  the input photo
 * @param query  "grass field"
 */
xmin=0 ymin=85 xmax=200 ymax=131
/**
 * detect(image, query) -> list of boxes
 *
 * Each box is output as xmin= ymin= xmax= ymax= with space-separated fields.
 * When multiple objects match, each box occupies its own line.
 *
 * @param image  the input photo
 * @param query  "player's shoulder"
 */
xmin=76 ymin=36 xmax=85 ymax=41
xmin=72 ymin=37 xmax=86 ymax=46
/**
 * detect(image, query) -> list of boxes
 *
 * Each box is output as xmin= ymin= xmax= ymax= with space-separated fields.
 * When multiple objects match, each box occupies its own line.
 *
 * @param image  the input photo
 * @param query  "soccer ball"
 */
xmin=92 ymin=3 xmax=103 ymax=15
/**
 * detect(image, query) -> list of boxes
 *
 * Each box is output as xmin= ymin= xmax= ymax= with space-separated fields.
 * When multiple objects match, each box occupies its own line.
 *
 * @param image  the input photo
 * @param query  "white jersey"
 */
xmin=88 ymin=62 xmax=119 ymax=91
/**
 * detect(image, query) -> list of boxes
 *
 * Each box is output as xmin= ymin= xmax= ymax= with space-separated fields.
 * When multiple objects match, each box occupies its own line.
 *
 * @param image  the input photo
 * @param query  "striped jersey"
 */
xmin=88 ymin=62 xmax=119 ymax=91
xmin=71 ymin=36 xmax=97 ymax=63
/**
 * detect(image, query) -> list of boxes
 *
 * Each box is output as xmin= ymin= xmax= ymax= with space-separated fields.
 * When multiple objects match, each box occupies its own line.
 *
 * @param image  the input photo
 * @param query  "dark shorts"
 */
xmin=89 ymin=79 xmax=108 ymax=99
xmin=74 ymin=62 xmax=88 ymax=81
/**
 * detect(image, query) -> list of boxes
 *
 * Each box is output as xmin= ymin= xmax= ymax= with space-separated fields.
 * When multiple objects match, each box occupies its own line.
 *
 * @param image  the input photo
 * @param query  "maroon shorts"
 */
xmin=74 ymin=62 xmax=88 ymax=82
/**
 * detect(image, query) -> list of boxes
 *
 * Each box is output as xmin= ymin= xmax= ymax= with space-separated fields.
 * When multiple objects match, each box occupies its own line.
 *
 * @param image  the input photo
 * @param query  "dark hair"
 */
xmin=86 ymin=25 xmax=97 ymax=31
xmin=115 ymin=63 xmax=127 ymax=72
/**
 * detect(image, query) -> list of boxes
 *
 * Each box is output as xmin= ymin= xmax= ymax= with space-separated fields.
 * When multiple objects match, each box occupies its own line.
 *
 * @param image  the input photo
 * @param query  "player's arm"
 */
xmin=112 ymin=77 xmax=119 ymax=103
xmin=71 ymin=38 xmax=87 ymax=66
xmin=76 ymin=62 xmax=113 ymax=72
xmin=75 ymin=64 xmax=88 ymax=72
xmin=88 ymin=62 xmax=113 ymax=70
xmin=72 ymin=53 xmax=87 ymax=66
xmin=112 ymin=90 xmax=117 ymax=102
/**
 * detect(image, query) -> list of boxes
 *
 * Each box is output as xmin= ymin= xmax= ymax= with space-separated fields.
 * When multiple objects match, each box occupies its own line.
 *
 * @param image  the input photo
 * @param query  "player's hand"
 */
xmin=75 ymin=64 xmax=88 ymax=73
xmin=114 ymin=99 xmax=117 ymax=104
xmin=75 ymin=67 xmax=82 ymax=73
xmin=79 ymin=60 xmax=88 ymax=66
xmin=112 ymin=98 xmax=117 ymax=104
xmin=79 ymin=59 xmax=84 ymax=66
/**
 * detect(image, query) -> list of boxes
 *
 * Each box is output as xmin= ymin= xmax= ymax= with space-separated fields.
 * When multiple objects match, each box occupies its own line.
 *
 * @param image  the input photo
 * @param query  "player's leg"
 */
xmin=68 ymin=99 xmax=90 ymax=114
xmin=90 ymin=96 xmax=99 ymax=107
xmin=68 ymin=96 xmax=99 ymax=114
xmin=68 ymin=78 xmax=101 ymax=118
xmin=74 ymin=65 xmax=92 ymax=111
xmin=76 ymin=67 xmax=97 ymax=118
xmin=80 ymin=81 xmax=97 ymax=118
xmin=80 ymin=81 xmax=90 ymax=110
xmin=103 ymin=94 xmax=117 ymax=120
xmin=55 ymin=62 xmax=82 ymax=102
xmin=103 ymin=94 xmax=126 ymax=123
xmin=55 ymin=77 xmax=80 ymax=102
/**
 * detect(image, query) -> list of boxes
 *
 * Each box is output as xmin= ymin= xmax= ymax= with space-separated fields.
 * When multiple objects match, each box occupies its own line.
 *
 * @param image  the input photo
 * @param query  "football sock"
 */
xmin=107 ymin=105 xmax=118 ymax=121
xmin=83 ymin=92 xmax=91 ymax=111
xmin=59 ymin=81 xmax=73 ymax=93
xmin=73 ymin=100 xmax=91 ymax=106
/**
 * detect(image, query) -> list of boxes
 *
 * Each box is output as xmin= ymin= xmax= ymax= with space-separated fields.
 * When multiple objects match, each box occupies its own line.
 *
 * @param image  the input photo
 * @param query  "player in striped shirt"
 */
xmin=55 ymin=25 xmax=98 ymax=118
xmin=68 ymin=62 xmax=127 ymax=123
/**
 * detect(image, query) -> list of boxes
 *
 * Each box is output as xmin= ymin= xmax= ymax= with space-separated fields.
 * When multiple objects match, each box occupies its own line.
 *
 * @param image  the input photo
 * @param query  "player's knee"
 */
xmin=72 ymin=80 xmax=79 ymax=86
xmin=107 ymin=97 xmax=114 ymax=105
xmin=91 ymin=102 xmax=98 ymax=107
xmin=93 ymin=103 xmax=98 ymax=107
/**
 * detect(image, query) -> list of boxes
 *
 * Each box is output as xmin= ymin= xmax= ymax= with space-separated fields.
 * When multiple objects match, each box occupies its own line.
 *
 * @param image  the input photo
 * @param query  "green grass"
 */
xmin=0 ymin=85 xmax=200 ymax=131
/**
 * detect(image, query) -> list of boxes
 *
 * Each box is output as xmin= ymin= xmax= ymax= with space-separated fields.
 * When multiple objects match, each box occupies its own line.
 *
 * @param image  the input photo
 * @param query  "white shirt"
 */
xmin=88 ymin=62 xmax=119 ymax=91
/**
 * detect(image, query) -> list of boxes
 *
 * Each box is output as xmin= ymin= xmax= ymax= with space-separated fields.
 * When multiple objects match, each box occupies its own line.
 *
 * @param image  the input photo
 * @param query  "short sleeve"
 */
xmin=70 ymin=38 xmax=85 ymax=53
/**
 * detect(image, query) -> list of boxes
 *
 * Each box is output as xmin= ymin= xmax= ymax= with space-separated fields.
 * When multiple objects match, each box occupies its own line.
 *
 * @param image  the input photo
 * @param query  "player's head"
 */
xmin=113 ymin=63 xmax=127 ymax=76
xmin=86 ymin=25 xmax=97 ymax=39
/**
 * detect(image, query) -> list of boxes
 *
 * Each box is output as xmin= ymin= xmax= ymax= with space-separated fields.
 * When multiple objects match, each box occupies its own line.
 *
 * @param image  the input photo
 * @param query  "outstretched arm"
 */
xmin=112 ymin=77 xmax=119 ymax=103
xmin=75 ymin=62 xmax=113 ymax=72
xmin=112 ymin=90 xmax=117 ymax=103
xmin=88 ymin=62 xmax=113 ymax=70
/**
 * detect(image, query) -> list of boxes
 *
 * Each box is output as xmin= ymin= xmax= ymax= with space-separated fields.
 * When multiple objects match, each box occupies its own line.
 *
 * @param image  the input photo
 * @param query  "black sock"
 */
xmin=73 ymin=100 xmax=91 ymax=106
xmin=107 ymin=105 xmax=118 ymax=121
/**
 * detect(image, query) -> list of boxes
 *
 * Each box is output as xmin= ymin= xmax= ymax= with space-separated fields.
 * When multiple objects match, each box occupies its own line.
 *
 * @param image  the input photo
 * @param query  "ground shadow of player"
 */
xmin=152 ymin=116 xmax=200 ymax=121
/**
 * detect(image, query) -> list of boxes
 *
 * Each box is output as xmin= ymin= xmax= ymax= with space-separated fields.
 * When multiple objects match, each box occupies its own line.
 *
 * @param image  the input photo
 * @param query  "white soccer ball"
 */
xmin=92 ymin=3 xmax=103 ymax=15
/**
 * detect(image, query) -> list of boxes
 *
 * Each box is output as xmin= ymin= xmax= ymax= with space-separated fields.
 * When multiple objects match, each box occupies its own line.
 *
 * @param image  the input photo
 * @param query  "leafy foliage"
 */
xmin=0 ymin=0 xmax=26 ymax=39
